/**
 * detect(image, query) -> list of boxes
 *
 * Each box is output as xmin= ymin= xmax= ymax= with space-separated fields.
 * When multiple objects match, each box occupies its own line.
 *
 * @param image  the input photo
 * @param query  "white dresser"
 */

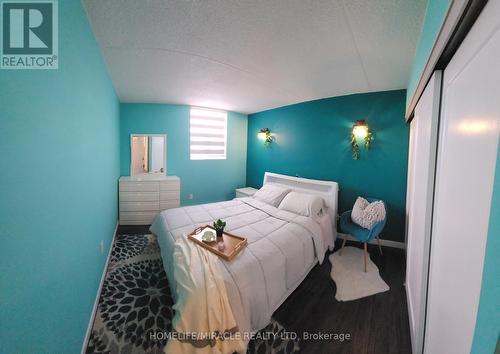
xmin=119 ymin=176 xmax=180 ymax=225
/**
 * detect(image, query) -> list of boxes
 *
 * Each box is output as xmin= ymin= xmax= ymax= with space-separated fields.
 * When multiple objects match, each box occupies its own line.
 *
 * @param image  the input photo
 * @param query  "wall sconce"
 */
xmin=351 ymin=120 xmax=373 ymax=160
xmin=258 ymin=128 xmax=274 ymax=145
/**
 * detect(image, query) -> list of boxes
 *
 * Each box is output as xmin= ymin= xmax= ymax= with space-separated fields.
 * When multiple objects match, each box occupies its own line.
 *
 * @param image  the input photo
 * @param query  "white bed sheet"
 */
xmin=150 ymin=197 xmax=335 ymax=334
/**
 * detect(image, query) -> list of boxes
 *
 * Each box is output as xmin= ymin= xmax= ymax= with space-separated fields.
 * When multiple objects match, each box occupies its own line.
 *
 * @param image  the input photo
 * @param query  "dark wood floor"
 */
xmin=274 ymin=241 xmax=411 ymax=354
xmin=117 ymin=226 xmax=411 ymax=354
xmin=117 ymin=224 xmax=151 ymax=235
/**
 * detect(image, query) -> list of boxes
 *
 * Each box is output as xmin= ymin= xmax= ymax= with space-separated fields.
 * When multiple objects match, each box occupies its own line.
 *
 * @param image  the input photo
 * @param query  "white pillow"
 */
xmin=253 ymin=183 xmax=291 ymax=207
xmin=351 ymin=197 xmax=386 ymax=229
xmin=278 ymin=191 xmax=325 ymax=220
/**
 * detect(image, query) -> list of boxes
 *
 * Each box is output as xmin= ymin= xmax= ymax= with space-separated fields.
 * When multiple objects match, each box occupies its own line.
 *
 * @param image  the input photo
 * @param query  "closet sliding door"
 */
xmin=424 ymin=0 xmax=500 ymax=353
xmin=405 ymin=71 xmax=441 ymax=354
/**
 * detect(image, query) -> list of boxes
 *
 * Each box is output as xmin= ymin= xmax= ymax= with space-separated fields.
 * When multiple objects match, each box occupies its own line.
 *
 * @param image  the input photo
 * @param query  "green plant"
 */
xmin=259 ymin=128 xmax=274 ymax=146
xmin=364 ymin=131 xmax=374 ymax=149
xmin=213 ymin=219 xmax=226 ymax=231
xmin=351 ymin=132 xmax=360 ymax=160
xmin=213 ymin=219 xmax=226 ymax=238
xmin=264 ymin=133 xmax=274 ymax=146
xmin=351 ymin=129 xmax=373 ymax=160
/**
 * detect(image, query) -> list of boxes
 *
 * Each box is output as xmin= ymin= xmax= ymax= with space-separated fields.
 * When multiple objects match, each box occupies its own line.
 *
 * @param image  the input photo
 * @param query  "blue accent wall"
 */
xmin=406 ymin=0 xmax=451 ymax=111
xmin=247 ymin=90 xmax=409 ymax=242
xmin=0 ymin=1 xmax=120 ymax=352
xmin=472 ymin=144 xmax=500 ymax=354
xmin=120 ymin=104 xmax=248 ymax=205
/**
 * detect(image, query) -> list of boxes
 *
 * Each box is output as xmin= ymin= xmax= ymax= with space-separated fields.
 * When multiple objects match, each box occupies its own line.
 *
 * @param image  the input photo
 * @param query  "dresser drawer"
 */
xmin=160 ymin=191 xmax=180 ymax=201
xmin=159 ymin=181 xmax=180 ymax=191
xmin=120 ymin=211 xmax=158 ymax=225
xmin=119 ymin=181 xmax=159 ymax=192
xmin=120 ymin=201 xmax=159 ymax=212
xmin=160 ymin=200 xmax=180 ymax=210
xmin=120 ymin=191 xmax=159 ymax=202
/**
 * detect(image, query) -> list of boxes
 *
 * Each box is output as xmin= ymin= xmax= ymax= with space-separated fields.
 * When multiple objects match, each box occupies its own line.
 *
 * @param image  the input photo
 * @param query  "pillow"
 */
xmin=278 ymin=191 xmax=325 ymax=220
xmin=253 ymin=183 xmax=291 ymax=207
xmin=351 ymin=197 xmax=386 ymax=229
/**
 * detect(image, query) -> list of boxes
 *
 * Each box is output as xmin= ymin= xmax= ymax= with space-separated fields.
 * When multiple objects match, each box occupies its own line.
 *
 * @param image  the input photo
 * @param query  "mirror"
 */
xmin=130 ymin=134 xmax=166 ymax=176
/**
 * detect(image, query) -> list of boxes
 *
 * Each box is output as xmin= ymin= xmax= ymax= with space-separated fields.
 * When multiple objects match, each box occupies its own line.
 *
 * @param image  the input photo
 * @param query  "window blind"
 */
xmin=190 ymin=107 xmax=227 ymax=160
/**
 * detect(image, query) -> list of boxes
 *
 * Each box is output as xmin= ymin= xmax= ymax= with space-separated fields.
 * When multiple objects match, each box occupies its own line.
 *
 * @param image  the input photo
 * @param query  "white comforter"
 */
xmin=150 ymin=197 xmax=333 ymax=338
xmin=165 ymin=235 xmax=245 ymax=354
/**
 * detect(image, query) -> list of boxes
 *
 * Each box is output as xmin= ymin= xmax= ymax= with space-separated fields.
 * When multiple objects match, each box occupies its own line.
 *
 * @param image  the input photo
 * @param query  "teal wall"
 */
xmin=0 ymin=1 xmax=120 ymax=353
xmin=472 ymin=144 xmax=500 ymax=354
xmin=120 ymin=104 xmax=248 ymax=205
xmin=406 ymin=0 xmax=451 ymax=111
xmin=247 ymin=90 xmax=409 ymax=242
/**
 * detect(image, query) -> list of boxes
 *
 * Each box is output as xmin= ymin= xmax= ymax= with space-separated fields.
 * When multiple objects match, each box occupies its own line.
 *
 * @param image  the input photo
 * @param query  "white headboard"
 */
xmin=263 ymin=172 xmax=339 ymax=232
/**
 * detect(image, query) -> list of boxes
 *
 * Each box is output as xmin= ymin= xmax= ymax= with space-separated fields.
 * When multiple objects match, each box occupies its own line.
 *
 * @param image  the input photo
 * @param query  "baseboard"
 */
xmin=81 ymin=221 xmax=119 ymax=354
xmin=338 ymin=232 xmax=406 ymax=249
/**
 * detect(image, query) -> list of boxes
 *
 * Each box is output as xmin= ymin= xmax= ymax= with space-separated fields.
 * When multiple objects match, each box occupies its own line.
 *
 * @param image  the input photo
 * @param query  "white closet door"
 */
xmin=424 ymin=1 xmax=500 ymax=353
xmin=405 ymin=71 xmax=441 ymax=354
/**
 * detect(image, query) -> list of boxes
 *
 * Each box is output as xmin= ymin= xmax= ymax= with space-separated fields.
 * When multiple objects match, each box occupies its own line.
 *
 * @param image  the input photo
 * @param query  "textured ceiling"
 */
xmin=83 ymin=0 xmax=426 ymax=114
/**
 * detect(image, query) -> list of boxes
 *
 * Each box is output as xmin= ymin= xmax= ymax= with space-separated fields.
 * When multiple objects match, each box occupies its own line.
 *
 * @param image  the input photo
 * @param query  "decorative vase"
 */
xmin=216 ymin=229 xmax=224 ymax=239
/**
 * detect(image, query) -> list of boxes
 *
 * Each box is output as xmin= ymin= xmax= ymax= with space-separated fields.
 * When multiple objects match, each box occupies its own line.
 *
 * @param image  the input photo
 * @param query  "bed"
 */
xmin=150 ymin=172 xmax=339 ymax=336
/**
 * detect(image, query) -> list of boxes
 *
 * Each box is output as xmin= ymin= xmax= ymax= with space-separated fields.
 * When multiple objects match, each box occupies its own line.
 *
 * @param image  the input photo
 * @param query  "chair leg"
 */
xmin=340 ymin=236 xmax=347 ymax=255
xmin=364 ymin=243 xmax=368 ymax=272
xmin=376 ymin=236 xmax=383 ymax=256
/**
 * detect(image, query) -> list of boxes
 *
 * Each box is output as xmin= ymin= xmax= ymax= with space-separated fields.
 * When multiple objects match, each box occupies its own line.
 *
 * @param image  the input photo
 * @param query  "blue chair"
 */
xmin=339 ymin=198 xmax=386 ymax=272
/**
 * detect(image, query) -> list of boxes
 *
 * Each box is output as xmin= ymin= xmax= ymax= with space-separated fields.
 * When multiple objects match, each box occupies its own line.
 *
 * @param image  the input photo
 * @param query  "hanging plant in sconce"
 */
xmin=258 ymin=128 xmax=274 ymax=146
xmin=351 ymin=120 xmax=373 ymax=160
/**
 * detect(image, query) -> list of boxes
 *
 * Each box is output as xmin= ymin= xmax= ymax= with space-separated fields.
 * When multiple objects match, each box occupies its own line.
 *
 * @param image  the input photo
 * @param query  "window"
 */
xmin=190 ymin=107 xmax=227 ymax=160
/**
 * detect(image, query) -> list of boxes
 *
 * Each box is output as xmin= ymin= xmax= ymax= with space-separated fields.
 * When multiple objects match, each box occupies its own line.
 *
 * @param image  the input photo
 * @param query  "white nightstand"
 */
xmin=235 ymin=187 xmax=258 ymax=198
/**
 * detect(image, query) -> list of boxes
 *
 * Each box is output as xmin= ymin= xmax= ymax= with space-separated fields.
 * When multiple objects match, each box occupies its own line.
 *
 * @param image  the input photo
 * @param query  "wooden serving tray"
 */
xmin=187 ymin=225 xmax=247 ymax=261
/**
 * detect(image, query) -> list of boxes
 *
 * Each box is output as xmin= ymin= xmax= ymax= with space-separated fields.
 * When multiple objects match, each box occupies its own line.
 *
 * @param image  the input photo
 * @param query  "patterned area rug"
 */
xmin=86 ymin=234 xmax=300 ymax=354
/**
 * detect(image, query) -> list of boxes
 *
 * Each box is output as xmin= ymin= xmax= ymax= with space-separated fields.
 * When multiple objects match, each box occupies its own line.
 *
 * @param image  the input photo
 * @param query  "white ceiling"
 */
xmin=83 ymin=0 xmax=426 ymax=114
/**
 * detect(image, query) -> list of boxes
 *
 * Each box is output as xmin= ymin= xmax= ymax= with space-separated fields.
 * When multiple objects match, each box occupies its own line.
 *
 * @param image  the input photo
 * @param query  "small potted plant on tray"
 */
xmin=213 ymin=219 xmax=226 ymax=240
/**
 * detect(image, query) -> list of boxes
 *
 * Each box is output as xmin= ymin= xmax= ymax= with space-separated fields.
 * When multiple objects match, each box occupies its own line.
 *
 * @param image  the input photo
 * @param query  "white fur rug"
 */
xmin=329 ymin=246 xmax=390 ymax=301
